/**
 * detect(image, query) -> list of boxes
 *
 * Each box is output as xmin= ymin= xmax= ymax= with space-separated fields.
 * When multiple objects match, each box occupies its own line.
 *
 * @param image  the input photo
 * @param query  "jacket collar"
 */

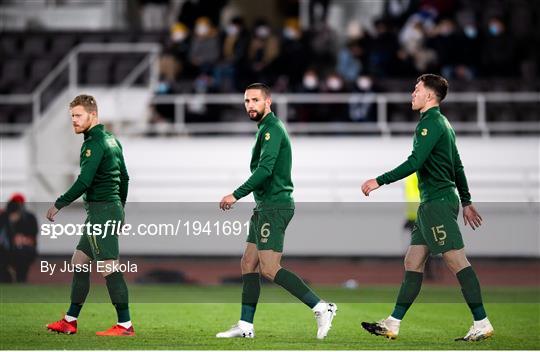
xmin=420 ymin=106 xmax=440 ymax=120
xmin=84 ymin=124 xmax=104 ymax=140
xmin=257 ymin=112 xmax=276 ymax=129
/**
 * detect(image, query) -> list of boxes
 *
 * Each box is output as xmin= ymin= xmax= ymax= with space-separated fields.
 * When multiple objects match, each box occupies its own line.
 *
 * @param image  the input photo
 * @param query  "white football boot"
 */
xmin=455 ymin=318 xmax=494 ymax=341
xmin=216 ymin=320 xmax=255 ymax=338
xmin=313 ymin=301 xmax=338 ymax=339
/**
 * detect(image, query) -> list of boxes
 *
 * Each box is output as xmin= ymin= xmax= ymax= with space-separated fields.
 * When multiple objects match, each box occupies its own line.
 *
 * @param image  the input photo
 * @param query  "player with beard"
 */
xmin=216 ymin=83 xmax=337 ymax=339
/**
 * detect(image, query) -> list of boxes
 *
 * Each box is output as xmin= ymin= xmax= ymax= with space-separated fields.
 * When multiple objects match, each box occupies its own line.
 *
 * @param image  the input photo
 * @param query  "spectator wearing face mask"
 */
xmin=247 ymin=19 xmax=280 ymax=85
xmin=320 ymin=73 xmax=349 ymax=122
xmin=298 ymin=69 xmax=321 ymax=93
xmin=164 ymin=22 xmax=192 ymax=76
xmin=275 ymin=18 xmax=308 ymax=91
xmin=150 ymin=23 xmax=191 ymax=127
xmin=292 ymin=69 xmax=323 ymax=122
xmin=481 ymin=17 xmax=516 ymax=77
xmin=457 ymin=20 xmax=481 ymax=79
xmin=215 ymin=16 xmax=250 ymax=92
xmin=349 ymin=75 xmax=377 ymax=122
xmin=0 ymin=194 xmax=38 ymax=283
xmin=189 ymin=17 xmax=221 ymax=76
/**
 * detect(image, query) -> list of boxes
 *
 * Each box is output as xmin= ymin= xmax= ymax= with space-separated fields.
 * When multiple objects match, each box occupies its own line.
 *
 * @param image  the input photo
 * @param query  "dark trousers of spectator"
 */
xmin=11 ymin=247 xmax=36 ymax=283
xmin=0 ymin=249 xmax=13 ymax=282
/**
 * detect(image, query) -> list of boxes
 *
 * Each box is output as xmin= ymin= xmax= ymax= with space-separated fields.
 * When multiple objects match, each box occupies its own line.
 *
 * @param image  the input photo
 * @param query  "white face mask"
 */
xmin=346 ymin=22 xmax=362 ymax=39
xmin=464 ymin=25 xmax=477 ymax=38
xmin=226 ymin=24 xmax=239 ymax=36
xmin=171 ymin=31 xmax=187 ymax=42
xmin=303 ymin=75 xmax=318 ymax=89
xmin=195 ymin=24 xmax=209 ymax=36
xmin=283 ymin=27 xmax=299 ymax=39
xmin=357 ymin=76 xmax=372 ymax=90
xmin=327 ymin=77 xmax=342 ymax=91
xmin=256 ymin=26 xmax=270 ymax=38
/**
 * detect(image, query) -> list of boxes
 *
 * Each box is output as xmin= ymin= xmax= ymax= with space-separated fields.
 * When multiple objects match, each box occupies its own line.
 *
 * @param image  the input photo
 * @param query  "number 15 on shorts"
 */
xmin=431 ymin=225 xmax=447 ymax=246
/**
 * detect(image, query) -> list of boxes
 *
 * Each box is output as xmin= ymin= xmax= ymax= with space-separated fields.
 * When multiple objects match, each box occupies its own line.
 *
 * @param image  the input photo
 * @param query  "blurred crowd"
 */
xmin=152 ymin=0 xmax=538 ymax=99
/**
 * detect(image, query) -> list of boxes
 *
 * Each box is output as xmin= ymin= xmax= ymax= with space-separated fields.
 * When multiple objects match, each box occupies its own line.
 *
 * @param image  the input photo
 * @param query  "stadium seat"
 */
xmin=0 ymin=34 xmax=21 ymax=57
xmin=516 ymin=105 xmax=540 ymax=122
xmin=22 ymin=35 xmax=48 ymax=56
xmin=12 ymin=105 xmax=33 ymax=124
xmin=1 ymin=58 xmax=27 ymax=82
xmin=82 ymin=57 xmax=112 ymax=85
xmin=111 ymin=56 xmax=142 ymax=84
xmin=107 ymin=32 xmax=135 ymax=43
xmin=77 ymin=33 xmax=106 ymax=44
xmin=137 ymin=32 xmax=167 ymax=44
xmin=49 ymin=34 xmax=77 ymax=55
xmin=0 ymin=105 xmax=15 ymax=123
xmin=487 ymin=103 xmax=515 ymax=122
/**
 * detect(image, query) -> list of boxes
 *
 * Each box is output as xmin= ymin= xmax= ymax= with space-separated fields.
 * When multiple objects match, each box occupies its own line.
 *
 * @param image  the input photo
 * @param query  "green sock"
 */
xmin=456 ymin=266 xmax=487 ymax=320
xmin=240 ymin=273 xmax=261 ymax=323
xmin=273 ymin=268 xmax=320 ymax=309
xmin=67 ymin=271 xmax=90 ymax=318
xmin=105 ymin=271 xmax=130 ymax=323
xmin=391 ymin=271 xmax=423 ymax=320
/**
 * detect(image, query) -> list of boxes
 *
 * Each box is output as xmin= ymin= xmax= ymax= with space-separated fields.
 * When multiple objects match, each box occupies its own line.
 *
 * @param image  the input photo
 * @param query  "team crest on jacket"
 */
xmin=85 ymin=149 xmax=91 ymax=157
xmin=421 ymin=128 xmax=428 ymax=136
xmin=265 ymin=132 xmax=270 ymax=140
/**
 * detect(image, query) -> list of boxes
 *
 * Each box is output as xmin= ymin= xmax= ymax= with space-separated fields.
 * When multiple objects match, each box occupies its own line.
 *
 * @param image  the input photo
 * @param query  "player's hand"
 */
xmin=463 ymin=204 xmax=482 ymax=230
xmin=361 ymin=179 xmax=380 ymax=196
xmin=219 ymin=194 xmax=237 ymax=211
xmin=46 ymin=205 xmax=59 ymax=222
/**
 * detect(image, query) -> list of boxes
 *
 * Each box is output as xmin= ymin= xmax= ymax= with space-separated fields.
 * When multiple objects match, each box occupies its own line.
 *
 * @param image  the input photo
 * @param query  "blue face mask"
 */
xmin=489 ymin=23 xmax=501 ymax=36
xmin=464 ymin=26 xmax=477 ymax=38
xmin=156 ymin=82 xmax=170 ymax=94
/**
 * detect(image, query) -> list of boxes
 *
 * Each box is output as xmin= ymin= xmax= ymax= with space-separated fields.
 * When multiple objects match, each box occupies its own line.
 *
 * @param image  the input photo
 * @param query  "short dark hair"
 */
xmin=245 ymin=83 xmax=271 ymax=97
xmin=417 ymin=74 xmax=448 ymax=102
xmin=70 ymin=94 xmax=98 ymax=113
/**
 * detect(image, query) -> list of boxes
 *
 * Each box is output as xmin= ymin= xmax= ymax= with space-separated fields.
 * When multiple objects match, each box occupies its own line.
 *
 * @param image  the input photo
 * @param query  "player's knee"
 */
xmin=98 ymin=260 xmax=118 ymax=277
xmin=444 ymin=258 xmax=469 ymax=275
xmin=442 ymin=250 xmax=470 ymax=274
xmin=240 ymin=256 xmax=258 ymax=273
xmin=404 ymin=257 xmax=424 ymax=272
xmin=71 ymin=251 xmax=90 ymax=266
xmin=259 ymin=264 xmax=279 ymax=281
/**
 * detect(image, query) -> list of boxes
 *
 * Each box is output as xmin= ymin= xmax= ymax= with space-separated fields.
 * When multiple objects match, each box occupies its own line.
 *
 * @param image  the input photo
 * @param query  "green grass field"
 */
xmin=1 ymin=284 xmax=539 ymax=350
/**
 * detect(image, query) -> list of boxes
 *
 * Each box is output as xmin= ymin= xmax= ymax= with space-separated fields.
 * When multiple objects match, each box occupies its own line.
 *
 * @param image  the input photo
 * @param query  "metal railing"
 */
xmin=0 ymin=42 xmax=161 ymax=133
xmin=149 ymin=92 xmax=540 ymax=136
xmin=0 ymin=41 xmax=539 ymax=136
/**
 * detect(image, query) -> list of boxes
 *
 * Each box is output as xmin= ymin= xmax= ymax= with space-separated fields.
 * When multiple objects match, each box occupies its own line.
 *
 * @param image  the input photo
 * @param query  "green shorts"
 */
xmin=246 ymin=208 xmax=294 ymax=252
xmin=411 ymin=191 xmax=465 ymax=255
xmin=76 ymin=201 xmax=124 ymax=261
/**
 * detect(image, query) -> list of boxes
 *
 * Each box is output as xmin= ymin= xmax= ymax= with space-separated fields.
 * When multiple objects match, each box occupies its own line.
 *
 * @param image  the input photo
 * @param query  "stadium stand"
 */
xmin=1 ymin=0 xmax=539 ymax=131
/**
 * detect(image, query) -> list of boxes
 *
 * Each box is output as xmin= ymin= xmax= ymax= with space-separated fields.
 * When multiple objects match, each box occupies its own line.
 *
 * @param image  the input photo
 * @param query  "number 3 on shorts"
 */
xmin=260 ymin=223 xmax=270 ymax=243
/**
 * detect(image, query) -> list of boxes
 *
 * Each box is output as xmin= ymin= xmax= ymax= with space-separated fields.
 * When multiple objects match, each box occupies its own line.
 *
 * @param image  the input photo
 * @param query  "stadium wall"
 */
xmin=2 ymin=136 xmax=537 ymax=257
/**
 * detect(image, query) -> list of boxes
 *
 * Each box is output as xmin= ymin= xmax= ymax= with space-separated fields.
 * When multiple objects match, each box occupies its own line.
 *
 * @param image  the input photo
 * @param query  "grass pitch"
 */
xmin=1 ymin=284 xmax=539 ymax=350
